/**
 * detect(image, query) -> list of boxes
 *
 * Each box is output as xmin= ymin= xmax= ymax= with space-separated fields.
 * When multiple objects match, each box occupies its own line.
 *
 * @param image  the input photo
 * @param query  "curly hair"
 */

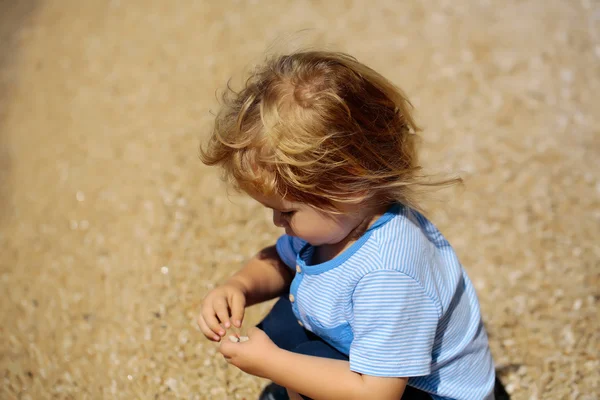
xmin=200 ymin=50 xmax=458 ymax=213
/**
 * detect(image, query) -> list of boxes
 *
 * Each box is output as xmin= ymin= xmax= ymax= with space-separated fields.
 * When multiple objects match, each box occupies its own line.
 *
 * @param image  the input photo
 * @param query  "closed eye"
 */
xmin=280 ymin=210 xmax=296 ymax=217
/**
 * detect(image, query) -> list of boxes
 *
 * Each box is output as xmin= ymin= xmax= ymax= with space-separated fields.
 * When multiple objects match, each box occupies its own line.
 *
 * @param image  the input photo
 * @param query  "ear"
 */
xmin=331 ymin=193 xmax=371 ymax=212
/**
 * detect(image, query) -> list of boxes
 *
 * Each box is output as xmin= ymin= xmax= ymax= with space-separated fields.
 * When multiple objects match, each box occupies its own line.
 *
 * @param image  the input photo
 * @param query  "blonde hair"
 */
xmin=200 ymin=50 xmax=459 ymax=213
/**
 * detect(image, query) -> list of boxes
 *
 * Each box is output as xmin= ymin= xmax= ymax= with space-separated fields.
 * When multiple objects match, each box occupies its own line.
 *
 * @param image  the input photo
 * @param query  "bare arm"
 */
xmin=221 ymin=329 xmax=407 ymax=400
xmin=227 ymin=245 xmax=294 ymax=307
xmin=268 ymin=350 xmax=406 ymax=400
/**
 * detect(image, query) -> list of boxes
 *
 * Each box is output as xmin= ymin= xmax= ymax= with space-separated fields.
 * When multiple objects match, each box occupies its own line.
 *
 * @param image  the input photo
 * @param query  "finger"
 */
xmin=197 ymin=314 xmax=221 ymax=342
xmin=229 ymin=292 xmax=246 ymax=328
xmin=213 ymin=298 xmax=231 ymax=329
xmin=201 ymin=304 xmax=226 ymax=337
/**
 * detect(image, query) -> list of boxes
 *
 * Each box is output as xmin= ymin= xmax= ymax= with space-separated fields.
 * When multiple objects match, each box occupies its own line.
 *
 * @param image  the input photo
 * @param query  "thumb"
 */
xmin=219 ymin=339 xmax=236 ymax=357
xmin=247 ymin=327 xmax=266 ymax=339
xmin=230 ymin=292 xmax=246 ymax=328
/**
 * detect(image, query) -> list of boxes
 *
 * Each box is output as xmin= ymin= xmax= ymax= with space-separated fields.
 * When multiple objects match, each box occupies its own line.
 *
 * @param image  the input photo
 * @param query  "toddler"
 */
xmin=198 ymin=51 xmax=501 ymax=400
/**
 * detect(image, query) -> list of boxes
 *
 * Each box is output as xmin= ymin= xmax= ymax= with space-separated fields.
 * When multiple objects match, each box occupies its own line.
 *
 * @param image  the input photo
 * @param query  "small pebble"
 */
xmin=228 ymin=335 xmax=249 ymax=343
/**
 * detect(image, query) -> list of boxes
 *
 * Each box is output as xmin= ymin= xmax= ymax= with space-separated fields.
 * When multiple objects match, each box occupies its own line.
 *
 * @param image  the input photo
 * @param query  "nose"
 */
xmin=272 ymin=210 xmax=286 ymax=227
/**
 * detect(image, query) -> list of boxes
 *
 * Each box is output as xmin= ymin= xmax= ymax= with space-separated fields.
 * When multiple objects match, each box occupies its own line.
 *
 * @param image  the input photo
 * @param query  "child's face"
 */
xmin=249 ymin=191 xmax=366 ymax=246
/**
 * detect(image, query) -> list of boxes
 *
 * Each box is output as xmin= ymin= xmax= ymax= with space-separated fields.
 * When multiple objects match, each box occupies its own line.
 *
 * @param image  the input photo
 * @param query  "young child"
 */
xmin=198 ymin=51 xmax=500 ymax=400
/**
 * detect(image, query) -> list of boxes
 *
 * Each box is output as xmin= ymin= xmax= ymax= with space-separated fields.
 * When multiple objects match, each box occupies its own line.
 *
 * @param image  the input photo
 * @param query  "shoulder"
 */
xmin=359 ymin=207 xmax=437 ymax=276
xmin=352 ymin=207 xmax=462 ymax=309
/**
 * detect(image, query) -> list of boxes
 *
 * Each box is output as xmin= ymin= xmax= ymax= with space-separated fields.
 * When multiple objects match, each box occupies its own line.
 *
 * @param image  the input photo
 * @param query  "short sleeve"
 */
xmin=275 ymin=235 xmax=307 ymax=269
xmin=349 ymin=270 xmax=440 ymax=377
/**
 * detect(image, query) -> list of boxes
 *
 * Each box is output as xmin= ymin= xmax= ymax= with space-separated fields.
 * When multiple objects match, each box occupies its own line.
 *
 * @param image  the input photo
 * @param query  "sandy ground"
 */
xmin=0 ymin=1 xmax=598 ymax=399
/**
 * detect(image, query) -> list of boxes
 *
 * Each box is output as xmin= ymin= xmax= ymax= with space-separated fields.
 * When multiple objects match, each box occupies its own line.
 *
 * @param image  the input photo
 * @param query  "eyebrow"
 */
xmin=258 ymin=200 xmax=278 ymax=209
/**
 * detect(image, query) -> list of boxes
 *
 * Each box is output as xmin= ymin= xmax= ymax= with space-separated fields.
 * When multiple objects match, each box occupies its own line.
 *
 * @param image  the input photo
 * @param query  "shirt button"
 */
xmin=296 ymin=265 xmax=302 ymax=273
xmin=297 ymin=320 xmax=304 ymax=327
xmin=289 ymin=294 xmax=295 ymax=303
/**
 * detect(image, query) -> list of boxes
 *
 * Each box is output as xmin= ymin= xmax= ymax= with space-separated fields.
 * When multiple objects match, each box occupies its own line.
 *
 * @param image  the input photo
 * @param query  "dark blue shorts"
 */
xmin=258 ymin=296 xmax=433 ymax=400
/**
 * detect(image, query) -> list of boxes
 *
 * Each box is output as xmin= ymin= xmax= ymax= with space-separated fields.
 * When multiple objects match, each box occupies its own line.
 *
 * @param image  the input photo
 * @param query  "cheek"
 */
xmin=289 ymin=215 xmax=346 ymax=243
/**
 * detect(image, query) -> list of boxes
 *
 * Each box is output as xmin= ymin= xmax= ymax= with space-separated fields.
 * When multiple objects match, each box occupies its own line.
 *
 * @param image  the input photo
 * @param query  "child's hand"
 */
xmin=219 ymin=327 xmax=279 ymax=378
xmin=198 ymin=282 xmax=246 ymax=342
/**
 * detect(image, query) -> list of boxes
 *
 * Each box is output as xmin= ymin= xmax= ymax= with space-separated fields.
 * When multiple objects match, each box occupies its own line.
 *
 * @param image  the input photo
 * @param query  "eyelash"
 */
xmin=280 ymin=211 xmax=295 ymax=217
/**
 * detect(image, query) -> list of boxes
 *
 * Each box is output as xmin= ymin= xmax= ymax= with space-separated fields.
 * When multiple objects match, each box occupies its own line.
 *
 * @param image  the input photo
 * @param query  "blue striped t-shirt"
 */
xmin=275 ymin=204 xmax=495 ymax=400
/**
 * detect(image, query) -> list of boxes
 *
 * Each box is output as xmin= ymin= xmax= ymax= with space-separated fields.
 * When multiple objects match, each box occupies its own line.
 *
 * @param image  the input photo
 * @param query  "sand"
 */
xmin=0 ymin=0 xmax=598 ymax=399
